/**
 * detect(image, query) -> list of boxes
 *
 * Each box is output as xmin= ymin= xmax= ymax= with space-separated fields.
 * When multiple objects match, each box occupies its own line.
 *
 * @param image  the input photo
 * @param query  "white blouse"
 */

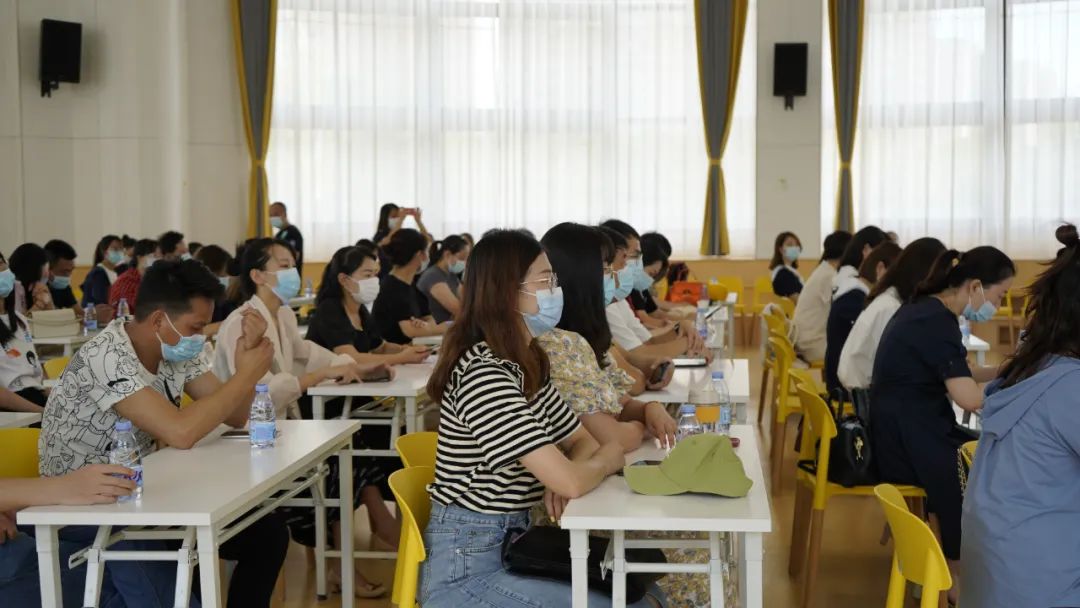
xmin=212 ymin=295 xmax=352 ymax=418
xmin=838 ymin=286 xmax=903 ymax=390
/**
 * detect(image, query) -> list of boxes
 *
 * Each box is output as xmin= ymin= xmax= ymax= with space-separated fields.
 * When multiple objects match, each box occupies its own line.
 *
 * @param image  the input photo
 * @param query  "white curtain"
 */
xmin=269 ymin=0 xmax=757 ymax=261
xmin=822 ymin=0 xmax=1080 ymax=259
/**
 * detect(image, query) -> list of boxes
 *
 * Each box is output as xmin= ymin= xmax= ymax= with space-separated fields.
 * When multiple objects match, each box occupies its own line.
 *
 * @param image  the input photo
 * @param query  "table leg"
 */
xmin=34 ymin=524 xmax=63 ymax=608
xmin=196 ymin=526 xmax=223 ymax=608
xmin=739 ymin=532 xmax=764 ymax=608
xmin=708 ymin=532 xmax=725 ymax=608
xmin=63 ymin=344 xmax=73 ymax=357
xmin=977 ymin=350 xmax=986 ymax=367
xmin=612 ymin=531 xmax=626 ymax=608
xmin=83 ymin=525 xmax=111 ymax=607
xmin=405 ymin=396 xmax=419 ymax=435
xmin=339 ymin=441 xmax=355 ymax=607
xmin=570 ymin=529 xmax=589 ymax=608
xmin=175 ymin=527 xmax=197 ymax=608
xmin=313 ymin=395 xmax=325 ymax=420
xmin=315 ymin=463 xmax=328 ymax=600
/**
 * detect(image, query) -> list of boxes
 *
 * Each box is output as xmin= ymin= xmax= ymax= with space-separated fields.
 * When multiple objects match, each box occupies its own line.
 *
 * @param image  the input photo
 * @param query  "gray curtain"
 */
xmin=829 ymin=0 xmax=865 ymax=232
xmin=232 ymin=0 xmax=278 ymax=237
xmin=695 ymin=0 xmax=749 ymax=256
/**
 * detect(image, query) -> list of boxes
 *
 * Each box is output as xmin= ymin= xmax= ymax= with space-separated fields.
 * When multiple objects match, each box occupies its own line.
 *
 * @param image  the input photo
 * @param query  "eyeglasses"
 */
xmin=521 ymin=273 xmax=560 ymax=291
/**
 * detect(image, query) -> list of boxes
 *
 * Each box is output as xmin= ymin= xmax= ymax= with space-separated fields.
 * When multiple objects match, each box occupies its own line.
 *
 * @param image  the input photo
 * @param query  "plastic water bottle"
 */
xmin=83 ymin=304 xmax=98 ymax=335
xmin=109 ymin=420 xmax=143 ymax=502
xmin=696 ymin=300 xmax=709 ymax=342
xmin=712 ymin=371 xmax=733 ymax=434
xmin=676 ymin=404 xmax=703 ymax=442
xmin=250 ymin=384 xmax=276 ymax=449
xmin=304 ymin=279 xmax=314 ymax=297
xmin=958 ymin=315 xmax=971 ymax=342
xmin=116 ymin=298 xmax=130 ymax=322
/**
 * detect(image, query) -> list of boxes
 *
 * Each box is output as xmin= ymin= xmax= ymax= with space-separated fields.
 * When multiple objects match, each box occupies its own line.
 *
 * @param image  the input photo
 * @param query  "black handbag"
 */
xmin=798 ymin=388 xmax=878 ymax=487
xmin=501 ymin=526 xmax=666 ymax=603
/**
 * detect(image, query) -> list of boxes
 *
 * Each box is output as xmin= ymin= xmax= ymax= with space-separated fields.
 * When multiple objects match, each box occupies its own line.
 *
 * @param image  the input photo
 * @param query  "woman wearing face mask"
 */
xmin=8 ymin=243 xmax=53 ymax=316
xmin=81 ymin=234 xmax=127 ymax=308
xmin=769 ymin=232 xmax=804 ymax=299
xmin=213 ymin=238 xmax=388 ymax=421
xmin=372 ymin=229 xmax=449 ymax=345
xmin=0 ymin=250 xmax=46 ymax=413
xmin=417 ymin=235 xmax=470 ymax=323
xmin=419 ymin=229 xmax=662 ymax=607
xmin=871 ymin=246 xmax=1015 ymax=603
xmin=108 ymin=238 xmax=160 ymax=312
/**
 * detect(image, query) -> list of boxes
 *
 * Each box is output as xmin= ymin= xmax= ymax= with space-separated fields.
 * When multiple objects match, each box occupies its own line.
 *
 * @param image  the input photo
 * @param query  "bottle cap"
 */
xmin=711 ymin=371 xmax=725 ymax=380
xmin=115 ymin=420 xmax=133 ymax=432
xmin=679 ymin=403 xmax=697 ymax=415
xmin=255 ymin=383 xmax=269 ymax=393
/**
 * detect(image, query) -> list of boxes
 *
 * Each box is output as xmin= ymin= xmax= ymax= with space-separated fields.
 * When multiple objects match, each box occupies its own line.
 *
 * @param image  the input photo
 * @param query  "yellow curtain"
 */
xmin=231 ymin=0 xmax=278 ymax=238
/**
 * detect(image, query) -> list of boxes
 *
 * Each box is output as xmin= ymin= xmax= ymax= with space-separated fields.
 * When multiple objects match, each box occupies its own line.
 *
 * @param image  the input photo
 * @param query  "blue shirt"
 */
xmin=960 ymin=356 xmax=1080 ymax=608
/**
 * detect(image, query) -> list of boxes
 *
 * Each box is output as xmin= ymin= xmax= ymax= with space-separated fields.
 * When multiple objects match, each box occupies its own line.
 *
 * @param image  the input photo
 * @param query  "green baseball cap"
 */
xmin=623 ymin=434 xmax=752 ymax=497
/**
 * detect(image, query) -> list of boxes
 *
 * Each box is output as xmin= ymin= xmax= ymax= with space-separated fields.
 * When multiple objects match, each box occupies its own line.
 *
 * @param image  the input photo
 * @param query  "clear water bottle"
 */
xmin=712 ymin=371 xmax=733 ymax=434
xmin=676 ymin=404 xmax=703 ymax=442
xmin=959 ymin=315 xmax=971 ymax=342
xmin=83 ymin=304 xmax=98 ymax=335
xmin=695 ymin=300 xmax=709 ymax=343
xmin=109 ymin=420 xmax=143 ymax=502
xmin=250 ymin=384 xmax=276 ymax=449
xmin=116 ymin=298 xmax=130 ymax=322
xmin=304 ymin=279 xmax=314 ymax=297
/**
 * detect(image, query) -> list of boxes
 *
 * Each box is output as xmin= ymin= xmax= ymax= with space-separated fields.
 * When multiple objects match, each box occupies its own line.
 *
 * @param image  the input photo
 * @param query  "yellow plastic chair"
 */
xmin=42 ymin=356 xmax=70 ymax=380
xmin=767 ymin=334 xmax=822 ymax=492
xmin=396 ymin=432 xmax=438 ymax=468
xmin=712 ymin=276 xmax=745 ymax=315
xmin=778 ymin=296 xmax=796 ymax=317
xmin=960 ymin=440 xmax=978 ymax=470
xmin=706 ymin=282 xmax=729 ymax=303
xmin=874 ymin=484 xmax=952 ymax=608
xmin=0 ymin=428 xmax=41 ymax=478
xmin=788 ymin=381 xmax=925 ymax=608
xmin=757 ymin=315 xmax=785 ymax=425
xmin=389 ymin=466 xmax=435 ymax=608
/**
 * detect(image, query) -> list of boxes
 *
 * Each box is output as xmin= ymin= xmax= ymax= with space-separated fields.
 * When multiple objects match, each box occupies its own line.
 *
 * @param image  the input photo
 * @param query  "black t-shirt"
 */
xmin=372 ymin=275 xmax=421 ymax=345
xmin=629 ymin=289 xmax=659 ymax=315
xmin=49 ymin=284 xmax=77 ymax=309
xmin=276 ymin=225 xmax=304 ymax=269
xmin=824 ymin=288 xmax=867 ymax=393
xmin=307 ymin=298 xmax=384 ymax=353
xmin=771 ymin=266 xmax=804 ymax=298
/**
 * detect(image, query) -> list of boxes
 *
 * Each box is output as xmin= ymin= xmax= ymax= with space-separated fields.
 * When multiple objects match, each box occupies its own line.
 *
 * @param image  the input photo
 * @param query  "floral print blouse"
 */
xmin=537 ymin=328 xmax=635 ymax=416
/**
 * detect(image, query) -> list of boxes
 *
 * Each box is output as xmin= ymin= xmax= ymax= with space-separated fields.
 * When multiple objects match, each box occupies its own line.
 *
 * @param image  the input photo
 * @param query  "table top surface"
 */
xmin=19 ymin=420 xmax=360 ymax=528
xmin=32 ymin=332 xmax=94 ymax=345
xmin=307 ymin=362 xmax=434 ymax=398
xmin=964 ymin=334 xmax=990 ymax=351
xmin=637 ymin=359 xmax=750 ymax=405
xmin=561 ymin=425 xmax=772 ymax=533
xmin=0 ymin=412 xmax=42 ymax=428
xmin=413 ymin=335 xmax=444 ymax=346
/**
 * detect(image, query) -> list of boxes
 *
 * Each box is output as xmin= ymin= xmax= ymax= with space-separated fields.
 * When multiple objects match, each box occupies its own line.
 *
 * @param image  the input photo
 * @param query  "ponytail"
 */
xmin=429 ymin=240 xmax=445 ymax=264
xmin=428 ymin=234 xmax=468 ymax=266
xmin=913 ymin=247 xmax=1015 ymax=300
xmin=914 ymin=250 xmax=963 ymax=298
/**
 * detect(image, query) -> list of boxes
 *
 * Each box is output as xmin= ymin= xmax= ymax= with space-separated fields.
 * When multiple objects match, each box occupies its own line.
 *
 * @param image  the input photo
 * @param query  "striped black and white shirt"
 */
xmin=429 ymin=342 xmax=581 ymax=513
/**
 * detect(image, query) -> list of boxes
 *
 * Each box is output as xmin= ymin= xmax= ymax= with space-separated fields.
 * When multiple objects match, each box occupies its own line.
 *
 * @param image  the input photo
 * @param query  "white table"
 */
xmin=964 ymin=334 xmax=990 ymax=367
xmin=638 ymin=359 xmax=751 ymax=423
xmin=33 ymin=332 xmax=94 ymax=358
xmin=19 ymin=420 xmax=361 ymax=608
xmin=561 ymin=425 xmax=771 ymax=608
xmin=413 ymin=335 xmax=444 ymax=347
xmin=0 ymin=411 xmax=42 ymax=428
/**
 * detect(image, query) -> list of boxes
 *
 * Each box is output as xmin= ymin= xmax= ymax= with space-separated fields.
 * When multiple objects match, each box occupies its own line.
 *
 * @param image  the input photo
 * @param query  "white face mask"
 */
xmin=388 ymin=216 xmax=403 ymax=230
xmin=351 ymin=277 xmax=381 ymax=306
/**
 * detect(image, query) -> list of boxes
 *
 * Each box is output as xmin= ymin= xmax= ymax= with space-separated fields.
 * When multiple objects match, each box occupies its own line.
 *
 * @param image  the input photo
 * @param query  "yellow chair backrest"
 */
xmin=0 ymin=428 xmax=41 ymax=478
xmin=713 ymin=276 xmax=745 ymax=303
xmin=875 ymin=484 xmax=952 ymax=607
xmin=794 ymin=382 xmax=837 ymax=509
xmin=42 ymin=356 xmax=71 ymax=380
xmin=753 ymin=276 xmax=775 ymax=307
xmin=769 ymin=334 xmax=795 ymax=388
xmin=706 ymin=282 xmax=729 ymax=302
xmin=764 ymin=310 xmax=788 ymax=335
xmin=396 ymin=432 xmax=438 ymax=468
xmin=960 ymin=440 xmax=978 ymax=469
xmin=389 ymin=465 xmax=435 ymax=608
xmin=778 ymin=296 xmax=796 ymax=317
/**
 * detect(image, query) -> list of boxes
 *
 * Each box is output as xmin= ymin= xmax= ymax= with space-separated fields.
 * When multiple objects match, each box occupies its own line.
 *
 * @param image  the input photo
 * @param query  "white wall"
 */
xmin=755 ymin=0 xmax=823 ymax=259
xmin=0 ymin=0 xmax=247 ymax=261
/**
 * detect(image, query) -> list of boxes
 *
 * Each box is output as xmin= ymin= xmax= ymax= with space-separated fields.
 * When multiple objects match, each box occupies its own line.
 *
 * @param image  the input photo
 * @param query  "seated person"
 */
xmin=639 ymin=232 xmax=693 ymax=318
xmin=792 ymin=230 xmax=852 ymax=363
xmin=158 ymin=230 xmax=190 ymax=262
xmin=39 ymin=259 xmax=288 ymax=608
xmin=769 ymin=231 xmax=804 ymax=299
xmin=42 ymin=239 xmax=78 ymax=310
xmin=540 ymin=223 xmax=677 ymax=452
xmin=194 ymin=244 xmax=235 ymax=337
xmin=1 ymin=465 xmax=136 ymax=608
xmin=9 ymin=244 xmax=53 ymax=316
xmin=831 ymin=225 xmax=889 ymax=294
xmin=602 ymin=220 xmax=678 ymax=334
xmin=371 ymin=229 xmax=449 ymax=345
xmin=0 ymin=251 xmax=46 ymax=413
xmin=80 ymin=235 xmax=126 ymax=307
xmin=108 ymin=238 xmax=159 ymax=312
xmin=417 ymin=235 xmax=470 ymax=323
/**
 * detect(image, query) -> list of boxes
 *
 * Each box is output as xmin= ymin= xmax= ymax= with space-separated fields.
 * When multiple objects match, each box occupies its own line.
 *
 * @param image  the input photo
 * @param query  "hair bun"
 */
xmin=1056 ymin=224 xmax=1079 ymax=248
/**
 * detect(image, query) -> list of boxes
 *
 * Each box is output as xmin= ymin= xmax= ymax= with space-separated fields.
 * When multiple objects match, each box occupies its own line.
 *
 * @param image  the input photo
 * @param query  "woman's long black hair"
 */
xmin=376 ymin=203 xmax=400 ymax=235
xmin=867 ymin=237 xmax=946 ymax=304
xmin=541 ymin=223 xmax=614 ymax=367
xmin=317 ymin=245 xmax=378 ymax=305
xmin=914 ymin=246 xmax=1015 ymax=299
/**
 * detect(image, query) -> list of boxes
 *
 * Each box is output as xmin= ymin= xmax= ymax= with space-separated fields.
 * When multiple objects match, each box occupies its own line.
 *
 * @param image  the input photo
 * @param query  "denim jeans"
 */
xmin=419 ymin=502 xmax=663 ymax=608
xmin=0 ymin=529 xmax=121 ymax=608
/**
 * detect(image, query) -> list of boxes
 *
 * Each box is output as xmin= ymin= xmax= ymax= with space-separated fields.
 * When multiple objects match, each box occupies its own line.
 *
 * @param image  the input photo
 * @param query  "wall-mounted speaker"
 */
xmin=40 ymin=19 xmax=82 ymax=97
xmin=773 ymin=42 xmax=807 ymax=110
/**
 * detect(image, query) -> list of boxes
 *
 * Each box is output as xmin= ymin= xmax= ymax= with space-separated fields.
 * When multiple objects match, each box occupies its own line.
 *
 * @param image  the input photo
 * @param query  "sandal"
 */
xmin=328 ymin=569 xmax=387 ymax=599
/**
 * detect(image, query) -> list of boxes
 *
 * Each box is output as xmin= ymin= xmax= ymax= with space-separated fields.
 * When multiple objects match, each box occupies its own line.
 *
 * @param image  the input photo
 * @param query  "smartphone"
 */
xmin=616 ymin=460 xmax=664 ymax=476
xmin=672 ymin=357 xmax=707 ymax=368
xmin=362 ymin=368 xmax=392 ymax=383
xmin=649 ymin=361 xmax=672 ymax=385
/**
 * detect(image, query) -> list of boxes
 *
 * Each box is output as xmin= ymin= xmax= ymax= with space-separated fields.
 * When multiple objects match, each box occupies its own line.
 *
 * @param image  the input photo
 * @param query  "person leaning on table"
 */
xmin=420 ymin=229 xmax=665 ymax=607
xmin=38 ymin=259 xmax=288 ymax=608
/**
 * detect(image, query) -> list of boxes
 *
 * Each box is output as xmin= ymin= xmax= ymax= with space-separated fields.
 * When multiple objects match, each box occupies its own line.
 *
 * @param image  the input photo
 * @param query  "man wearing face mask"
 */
xmin=39 ymin=259 xmax=290 ymax=607
xmin=269 ymin=201 xmax=304 ymax=270
xmin=43 ymin=239 xmax=78 ymax=310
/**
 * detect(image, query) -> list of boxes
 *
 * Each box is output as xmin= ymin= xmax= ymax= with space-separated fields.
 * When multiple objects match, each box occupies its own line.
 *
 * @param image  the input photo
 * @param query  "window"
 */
xmin=269 ymin=0 xmax=756 ymax=260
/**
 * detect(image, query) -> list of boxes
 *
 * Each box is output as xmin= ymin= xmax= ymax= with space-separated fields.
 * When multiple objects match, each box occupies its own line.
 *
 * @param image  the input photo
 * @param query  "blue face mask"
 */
xmin=603 ymin=273 xmax=617 ymax=304
xmin=271 ymin=267 xmax=302 ymax=303
xmin=218 ymin=276 xmax=230 ymax=290
xmin=631 ymin=260 xmax=655 ymax=292
xmin=449 ymin=260 xmax=466 ymax=275
xmin=783 ymin=245 xmax=801 ymax=262
xmin=521 ymin=287 xmax=564 ymax=337
xmin=962 ymin=285 xmax=996 ymax=323
xmin=0 ymin=269 xmax=14 ymax=298
xmin=180 ymin=253 xmax=193 ymax=261
xmin=50 ymin=275 xmax=71 ymax=290
xmin=158 ymin=314 xmax=207 ymax=362
xmin=613 ymin=266 xmax=635 ymax=301
xmin=106 ymin=249 xmax=126 ymax=266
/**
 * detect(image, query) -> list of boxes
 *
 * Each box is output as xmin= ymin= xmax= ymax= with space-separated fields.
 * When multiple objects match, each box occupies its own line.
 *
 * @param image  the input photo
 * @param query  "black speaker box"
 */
xmin=40 ymin=19 xmax=82 ymax=97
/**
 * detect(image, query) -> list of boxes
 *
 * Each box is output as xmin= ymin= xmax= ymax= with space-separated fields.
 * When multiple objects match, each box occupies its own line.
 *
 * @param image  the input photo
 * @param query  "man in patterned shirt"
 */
xmin=39 ymin=259 xmax=288 ymax=607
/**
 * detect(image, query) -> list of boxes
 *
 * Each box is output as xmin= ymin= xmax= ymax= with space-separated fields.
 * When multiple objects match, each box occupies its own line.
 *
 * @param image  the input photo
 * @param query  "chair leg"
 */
xmin=757 ymin=367 xmax=770 ymax=424
xmin=884 ymin=556 xmax=906 ymax=608
xmin=771 ymin=418 xmax=787 ymax=493
xmin=788 ymin=482 xmax=812 ymax=578
xmin=800 ymin=508 xmax=825 ymax=608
